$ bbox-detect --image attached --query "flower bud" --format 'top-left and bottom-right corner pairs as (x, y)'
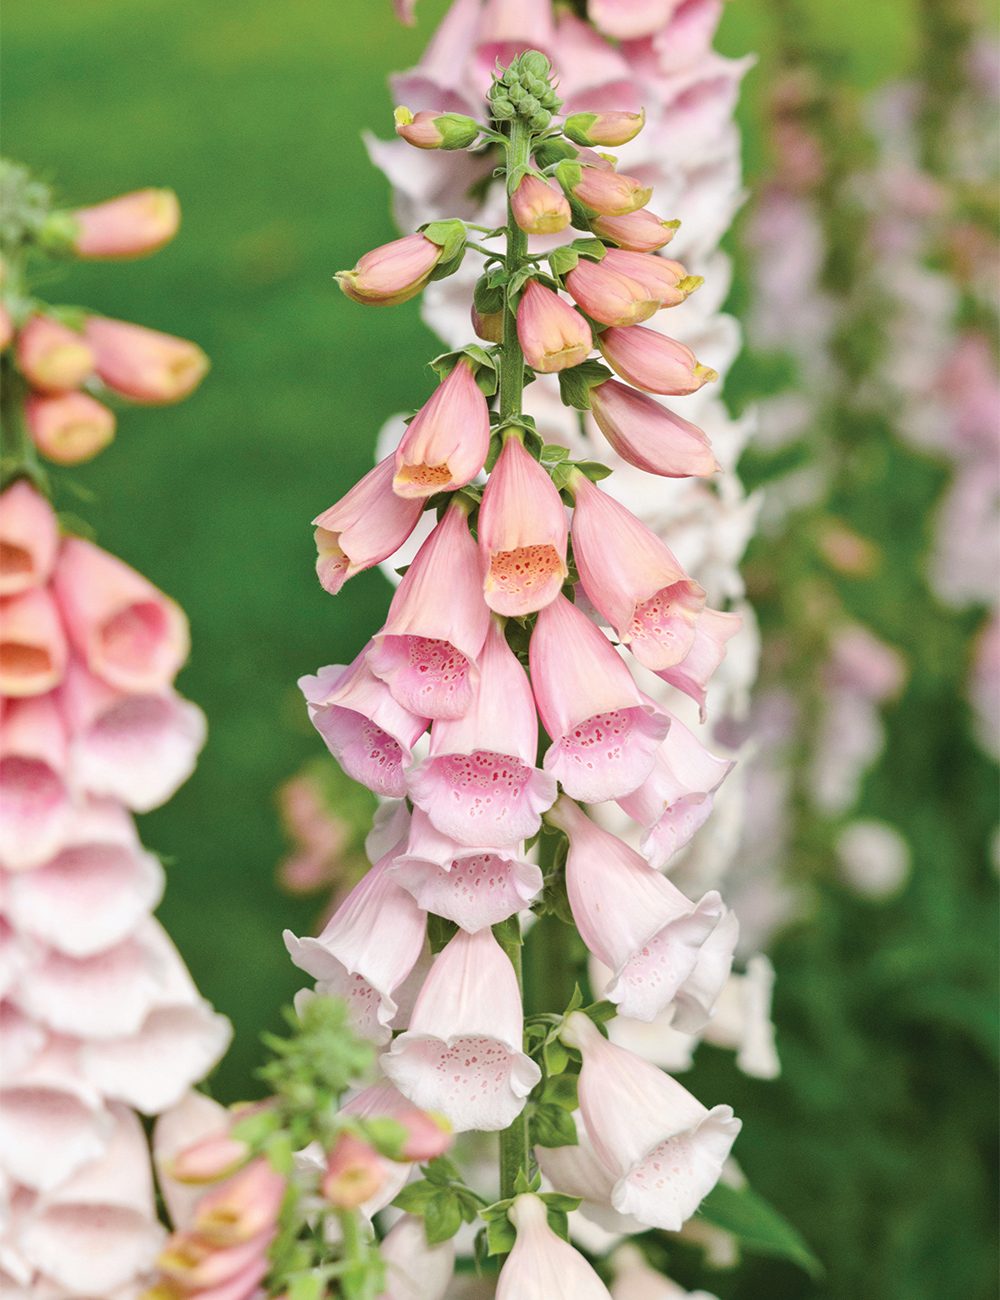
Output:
(169, 1132), (251, 1183)
(394, 106), (480, 150)
(0, 302), (13, 350)
(395, 1106), (454, 1162)
(16, 314), (94, 393)
(556, 161), (651, 217)
(471, 303), (504, 343)
(564, 258), (659, 327)
(321, 1132), (385, 1207)
(597, 325), (717, 395)
(591, 209), (680, 252)
(336, 234), (443, 306)
(563, 109), (646, 148)
(601, 248), (699, 308)
(516, 280), (592, 373)
(193, 1158), (286, 1247)
(510, 174), (571, 235)
(71, 188), (181, 259)
(25, 390), (116, 465)
(85, 317), (208, 404)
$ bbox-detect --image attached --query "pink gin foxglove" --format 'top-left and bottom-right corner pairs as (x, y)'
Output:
(669, 907), (740, 1037)
(557, 161), (652, 217)
(0, 585), (68, 696)
(16, 314), (94, 393)
(24, 390), (116, 465)
(563, 109), (646, 148)
(510, 174), (571, 235)
(70, 188), (181, 259)
(496, 1193), (612, 1300)
(516, 280), (593, 374)
(0, 694), (73, 871)
(84, 317), (208, 404)
(393, 358), (491, 498)
(588, 379), (717, 479)
(336, 233), (443, 306)
(564, 258), (660, 328)
(313, 455), (424, 594)
(590, 209), (679, 253)
(655, 606), (743, 720)
(0, 480), (60, 596)
(598, 325), (717, 396)
(601, 249), (699, 308)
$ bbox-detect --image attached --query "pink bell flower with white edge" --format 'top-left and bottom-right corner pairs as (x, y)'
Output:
(569, 471), (706, 671)
(535, 1113), (646, 1237)
(393, 359), (491, 498)
(598, 325), (717, 396)
(588, 379), (717, 479)
(529, 594), (670, 803)
(516, 280), (593, 374)
(406, 616), (557, 847)
(380, 926), (541, 1132)
(656, 607), (743, 722)
(0, 584), (68, 696)
(547, 796), (723, 1023)
(368, 497), (491, 720)
(564, 258), (661, 328)
(84, 316), (208, 405)
(668, 908), (740, 1036)
(617, 715), (734, 871)
(496, 1193), (612, 1300)
(590, 209), (680, 253)
(70, 188), (181, 259)
(0, 480), (60, 596)
(284, 848), (427, 1045)
(560, 1011), (741, 1231)
(300, 649), (429, 798)
(478, 432), (568, 616)
(563, 109), (646, 149)
(313, 455), (424, 594)
(389, 805), (543, 931)
(0, 693), (73, 871)
(601, 249), (699, 309)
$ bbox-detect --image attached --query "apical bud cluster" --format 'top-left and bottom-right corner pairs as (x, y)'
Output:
(488, 50), (564, 131)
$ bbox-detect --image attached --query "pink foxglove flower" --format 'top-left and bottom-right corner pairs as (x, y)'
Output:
(588, 0), (678, 41)
(564, 109), (646, 148)
(559, 163), (653, 217)
(588, 379), (717, 478)
(390, 805), (543, 931)
(339, 1081), (426, 1219)
(284, 849), (427, 1044)
(529, 593), (670, 802)
(560, 1011), (741, 1231)
(393, 358), (491, 497)
(24, 389), (116, 464)
(155, 1227), (275, 1291)
(0, 480), (60, 596)
(516, 279), (593, 373)
(379, 1213), (456, 1300)
(368, 498), (490, 720)
(343, 1078), (453, 1162)
(564, 258), (660, 328)
(617, 715), (734, 870)
(511, 173), (571, 234)
(609, 1243), (702, 1299)
(590, 209), (679, 252)
(300, 650), (429, 797)
(496, 1193), (612, 1300)
(407, 617), (557, 845)
(478, 433), (568, 615)
(535, 1115), (645, 1237)
(601, 248), (697, 308)
(598, 325), (717, 395)
(393, 108), (479, 151)
(71, 188), (181, 259)
(313, 454), (424, 593)
(547, 796), (723, 1022)
(474, 0), (556, 80)
(321, 1132), (386, 1208)
(656, 607), (743, 720)
(0, 693), (73, 871)
(668, 906), (740, 1035)
(84, 316), (209, 404)
(570, 471), (706, 671)
(192, 1157), (287, 1247)
(0, 585), (68, 696)
(381, 926), (541, 1132)
(15, 314), (94, 393)
(700, 954), (781, 1079)
(336, 234), (443, 306)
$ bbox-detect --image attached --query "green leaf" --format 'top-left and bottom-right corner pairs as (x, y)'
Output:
(572, 460), (613, 482)
(486, 1213), (516, 1256)
(548, 245), (579, 278)
(541, 1072), (579, 1110)
(697, 1182), (824, 1279)
(420, 218), (467, 263)
(393, 1180), (439, 1213)
(569, 238), (607, 262)
(287, 1274), (324, 1300)
(424, 1191), (463, 1244)
(545, 1209), (571, 1242)
(492, 914), (523, 949)
(427, 913), (459, 954)
(362, 1116), (409, 1160)
(473, 274), (505, 316)
(581, 999), (617, 1026)
(429, 343), (498, 396)
(530, 1102), (579, 1148)
(541, 1192), (583, 1213)
(540, 444), (570, 463)
(557, 359), (613, 410)
(264, 1129), (294, 1175)
(424, 1154), (462, 1185)
(542, 1038), (569, 1076)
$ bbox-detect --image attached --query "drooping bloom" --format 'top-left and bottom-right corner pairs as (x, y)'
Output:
(609, 1243), (702, 1299)
(598, 325), (717, 396)
(699, 954), (781, 1079)
(379, 1214), (456, 1300)
(84, 317), (209, 404)
(15, 314), (94, 392)
(496, 1193), (612, 1300)
(601, 248), (698, 308)
(393, 358), (491, 497)
(563, 109), (646, 148)
(560, 1011), (741, 1231)
(511, 173), (572, 235)
(547, 796), (723, 1022)
(24, 389), (116, 464)
(0, 480), (60, 596)
(667, 906), (740, 1035)
(557, 162), (652, 217)
(564, 258), (660, 328)
(590, 209), (680, 252)
(368, 498), (491, 720)
(529, 594), (670, 802)
(336, 234), (443, 306)
(535, 1113), (646, 1237)
(71, 188), (181, 259)
(654, 606), (742, 721)
(478, 433), (568, 615)
(381, 926), (541, 1132)
(342, 1078), (453, 1163)
(0, 687), (72, 872)
(191, 1157), (287, 1247)
(0, 585), (68, 696)
(407, 617), (557, 846)
(588, 379), (717, 478)
(313, 455), (424, 593)
(516, 279), (593, 373)
(569, 471), (706, 670)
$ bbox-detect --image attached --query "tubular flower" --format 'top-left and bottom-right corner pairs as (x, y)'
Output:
(569, 471), (706, 671)
(654, 606), (742, 723)
(84, 317), (209, 404)
(597, 325), (717, 395)
(16, 314), (94, 393)
(321, 1132), (385, 1208)
(601, 248), (700, 308)
(406, 617), (557, 847)
(191, 1157), (287, 1248)
(342, 1078), (454, 1162)
(560, 1011), (741, 1231)
(478, 433), (568, 615)
(0, 693), (73, 870)
(71, 188), (181, 259)
(336, 233), (443, 306)
(529, 593), (670, 803)
(0, 585), (68, 696)
(496, 1193), (613, 1300)
(393, 358), (491, 497)
(590, 209), (680, 252)
(557, 161), (652, 217)
(379, 1214), (456, 1300)
(563, 109), (646, 148)
(381, 926), (541, 1132)
(0, 480), (60, 596)
(368, 498), (491, 720)
(547, 796), (723, 1022)
(516, 279), (593, 373)
(564, 258), (660, 327)
(588, 0), (678, 41)
(668, 907), (740, 1036)
(588, 379), (717, 479)
(510, 173), (572, 235)
(25, 389), (116, 465)
(313, 455), (424, 593)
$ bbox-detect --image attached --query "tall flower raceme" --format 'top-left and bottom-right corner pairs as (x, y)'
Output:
(0, 163), (227, 1295)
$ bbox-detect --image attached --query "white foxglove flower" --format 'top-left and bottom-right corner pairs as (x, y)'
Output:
(496, 1192), (612, 1300)
(610, 1242), (720, 1299)
(379, 1213), (455, 1300)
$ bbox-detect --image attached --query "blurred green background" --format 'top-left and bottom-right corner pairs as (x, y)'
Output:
(3, 2), (996, 1298)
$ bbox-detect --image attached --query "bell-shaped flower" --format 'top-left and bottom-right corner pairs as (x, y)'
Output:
(300, 651), (429, 797)
(609, 1243), (710, 1299)
(0, 585), (68, 696)
(284, 849), (427, 1045)
(478, 434), (568, 615)
(368, 499), (490, 720)
(153, 1091), (233, 1231)
(15, 314), (94, 393)
(617, 717), (734, 871)
(700, 955), (781, 1080)
(394, 359), (491, 498)
(192, 1156), (286, 1248)
(84, 316), (209, 404)
(336, 234), (443, 306)
(570, 474), (706, 671)
(598, 326), (717, 396)
(529, 594), (670, 803)
(588, 380), (716, 479)
(381, 926), (540, 1132)
(602, 249), (698, 309)
(511, 174), (571, 235)
(407, 617), (557, 846)
(322, 1132), (385, 1208)
(390, 805), (542, 931)
(560, 1011), (741, 1231)
(496, 1193), (612, 1300)
(668, 909), (740, 1037)
(24, 389), (116, 464)
(71, 187), (180, 259)
(338, 1080), (426, 1219)
(547, 796), (723, 1022)
(590, 209), (679, 253)
(52, 537), (190, 693)
(588, 0), (676, 40)
(516, 280), (593, 374)
(565, 258), (660, 328)
(535, 1113), (645, 1237)
(155, 1227), (273, 1293)
(168, 1130), (250, 1184)
(0, 693), (73, 871)
(0, 480), (60, 596)
(558, 161), (652, 218)
(344, 1078), (453, 1163)
(379, 1213), (456, 1300)
(313, 455), (424, 593)
(656, 608), (743, 722)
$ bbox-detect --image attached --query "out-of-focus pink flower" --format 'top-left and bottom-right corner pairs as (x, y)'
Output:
(516, 279), (593, 373)
(591, 209), (680, 252)
(156, 1226), (275, 1290)
(0, 693), (72, 871)
(24, 389), (116, 464)
(313, 455), (424, 593)
(394, 358), (491, 497)
(608, 1243), (694, 1299)
(85, 317), (208, 404)
(390, 0), (484, 115)
(192, 1157), (286, 1248)
(656, 606), (742, 720)
(474, 0), (556, 83)
(564, 109), (646, 148)
(0, 585), (68, 696)
(343, 1078), (454, 1162)
(826, 624), (907, 702)
(168, 1130), (250, 1184)
(511, 174), (572, 235)
(379, 1214), (456, 1300)
(53, 537), (190, 694)
(0, 480), (60, 596)
(602, 248), (697, 308)
(71, 188), (181, 259)
(368, 498), (491, 720)
(322, 1132), (385, 1207)
(16, 314), (94, 392)
(700, 954), (781, 1079)
(381, 926), (541, 1132)
(497, 1193), (613, 1300)
(565, 258), (660, 327)
(276, 770), (352, 894)
(530, 593), (670, 802)
(558, 162), (652, 217)
(598, 325), (717, 395)
(589, 379), (716, 478)
(337, 234), (443, 306)
(589, 0), (679, 41)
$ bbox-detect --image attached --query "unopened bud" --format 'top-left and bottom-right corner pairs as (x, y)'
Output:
(70, 188), (180, 259)
(25, 390), (116, 465)
(85, 317), (209, 404)
(591, 209), (680, 253)
(193, 1158), (286, 1248)
(394, 107), (480, 151)
(321, 1132), (384, 1208)
(169, 1132), (251, 1184)
(336, 234), (443, 306)
(395, 1106), (453, 1162)
(16, 315), (94, 393)
(510, 174), (571, 235)
(516, 279), (593, 373)
(563, 108), (646, 148)
(471, 303), (504, 343)
(556, 160), (651, 217)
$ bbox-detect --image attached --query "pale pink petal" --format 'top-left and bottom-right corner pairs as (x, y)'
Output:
(552, 11), (640, 114)
(0, 587), (68, 697)
(153, 1091), (232, 1231)
(497, 1193), (612, 1300)
(390, 0), (485, 116)
(589, 0), (678, 41)
(379, 1214), (456, 1300)
(393, 360), (490, 498)
(0, 1001), (46, 1081)
(0, 696), (73, 872)
(313, 455), (424, 593)
(0, 481), (60, 597)
(656, 607), (742, 720)
(668, 907), (739, 1035)
(536, 1115), (646, 1237)
(473, 0), (556, 88)
(0, 918), (37, 1000)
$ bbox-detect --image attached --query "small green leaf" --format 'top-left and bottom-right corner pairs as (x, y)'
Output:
(569, 238), (607, 262)
(424, 1191), (463, 1244)
(486, 1213), (516, 1256)
(582, 999), (617, 1026)
(530, 1102), (579, 1148)
(427, 913), (459, 954)
(573, 460), (613, 483)
(425, 1154), (463, 1185)
(548, 245), (580, 278)
(556, 359), (613, 410)
(420, 218), (467, 264)
(564, 984), (584, 1016)
(363, 1116), (409, 1160)
(540, 444), (570, 463)
(541, 1192), (583, 1213)
(545, 1209), (571, 1242)
(492, 914), (523, 949)
(513, 1168), (534, 1196)
(287, 1273), (324, 1300)
(393, 1180), (439, 1213)
(541, 1072), (579, 1110)
(474, 274), (505, 316)
(264, 1129), (294, 1175)
(542, 1038), (570, 1076)
(698, 1182), (824, 1279)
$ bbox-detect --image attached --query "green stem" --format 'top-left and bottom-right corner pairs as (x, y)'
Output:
(0, 357), (48, 494)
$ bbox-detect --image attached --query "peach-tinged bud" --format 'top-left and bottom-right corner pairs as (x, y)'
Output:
(0, 585), (68, 696)
(589, 379), (717, 478)
(471, 303), (504, 343)
(157, 1227), (273, 1289)
(0, 480), (60, 596)
(321, 1132), (385, 1207)
(71, 188), (180, 259)
(557, 161), (651, 217)
(511, 174), (571, 235)
(84, 317), (208, 405)
(590, 209), (680, 253)
(25, 390), (116, 466)
(516, 280), (592, 373)
(598, 325), (717, 395)
(564, 259), (659, 327)
(0, 302), (13, 350)
(337, 234), (443, 306)
(394, 106), (480, 151)
(563, 109), (645, 148)
(601, 249), (698, 308)
(16, 314), (94, 393)
(393, 358), (491, 498)
(169, 1132), (250, 1183)
(193, 1157), (286, 1247)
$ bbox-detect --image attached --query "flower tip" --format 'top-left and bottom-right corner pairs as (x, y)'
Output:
(694, 363), (719, 385)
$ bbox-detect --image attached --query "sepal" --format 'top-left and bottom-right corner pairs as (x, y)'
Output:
(557, 359), (614, 410)
(428, 342), (498, 395)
